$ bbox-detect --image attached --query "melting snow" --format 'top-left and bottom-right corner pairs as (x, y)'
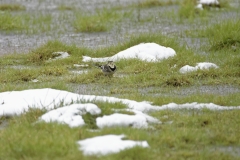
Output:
(1, 88), (239, 156)
(82, 43), (176, 62)
(198, 0), (219, 5)
(39, 103), (101, 127)
(1, 88), (239, 117)
(0, 88), (158, 116)
(1, 88), (239, 128)
(77, 134), (149, 156)
(96, 113), (149, 128)
(196, 0), (220, 9)
(179, 62), (218, 73)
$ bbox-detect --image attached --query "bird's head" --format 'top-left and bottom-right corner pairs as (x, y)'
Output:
(107, 61), (116, 68)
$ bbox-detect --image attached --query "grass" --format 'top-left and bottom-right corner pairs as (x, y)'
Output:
(178, 0), (207, 20)
(0, 4), (25, 11)
(136, 0), (177, 8)
(0, 12), (25, 31)
(198, 20), (240, 51)
(0, 30), (239, 88)
(0, 12), (52, 33)
(73, 9), (131, 32)
(1, 108), (240, 159)
(0, 1), (240, 159)
(57, 4), (75, 10)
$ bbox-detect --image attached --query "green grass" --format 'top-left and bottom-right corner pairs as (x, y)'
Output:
(0, 4), (25, 11)
(0, 12), (25, 31)
(136, 0), (177, 8)
(73, 9), (131, 32)
(178, 0), (231, 21)
(0, 31), (239, 88)
(0, 12), (52, 33)
(57, 4), (75, 10)
(178, 0), (207, 20)
(198, 20), (240, 51)
(0, 1), (240, 159)
(1, 107), (240, 159)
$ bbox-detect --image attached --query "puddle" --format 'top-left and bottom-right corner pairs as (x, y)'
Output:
(139, 85), (240, 97)
(71, 83), (240, 97)
(211, 146), (240, 158)
(70, 70), (89, 75)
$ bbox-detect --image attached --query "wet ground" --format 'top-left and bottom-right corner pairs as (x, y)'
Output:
(0, 0), (239, 55)
(73, 83), (240, 97)
(0, 0), (240, 93)
(0, 1), (240, 157)
(0, 0), (240, 95)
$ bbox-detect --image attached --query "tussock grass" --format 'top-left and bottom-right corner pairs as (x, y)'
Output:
(178, 0), (207, 19)
(0, 68), (38, 83)
(0, 12), (25, 31)
(199, 20), (240, 51)
(136, 0), (177, 8)
(1, 31), (238, 88)
(57, 5), (75, 10)
(0, 12), (52, 33)
(0, 4), (25, 11)
(73, 9), (131, 32)
(26, 40), (83, 64)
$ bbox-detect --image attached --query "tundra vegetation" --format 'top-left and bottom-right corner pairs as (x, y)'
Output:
(0, 0), (239, 159)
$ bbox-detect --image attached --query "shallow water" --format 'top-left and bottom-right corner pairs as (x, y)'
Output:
(73, 83), (240, 97)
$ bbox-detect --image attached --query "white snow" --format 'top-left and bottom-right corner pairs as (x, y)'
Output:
(1, 88), (239, 117)
(77, 134), (149, 156)
(39, 103), (101, 127)
(196, 3), (203, 10)
(0, 88), (159, 116)
(1, 88), (239, 129)
(1, 88), (240, 156)
(96, 109), (161, 129)
(82, 43), (176, 62)
(156, 102), (240, 111)
(198, 0), (219, 5)
(179, 62), (219, 73)
(96, 113), (149, 128)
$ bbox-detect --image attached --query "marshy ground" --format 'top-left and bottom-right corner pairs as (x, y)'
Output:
(0, 0), (240, 159)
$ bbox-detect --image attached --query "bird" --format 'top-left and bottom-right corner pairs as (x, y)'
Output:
(98, 61), (117, 76)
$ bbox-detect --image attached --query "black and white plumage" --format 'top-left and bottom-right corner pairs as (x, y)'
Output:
(98, 61), (117, 76)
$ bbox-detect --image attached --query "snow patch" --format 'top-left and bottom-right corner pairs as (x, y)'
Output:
(82, 43), (176, 62)
(39, 103), (101, 127)
(198, 0), (219, 5)
(157, 102), (240, 111)
(97, 108), (161, 129)
(1, 88), (239, 118)
(77, 134), (149, 156)
(96, 113), (149, 128)
(180, 62), (218, 73)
